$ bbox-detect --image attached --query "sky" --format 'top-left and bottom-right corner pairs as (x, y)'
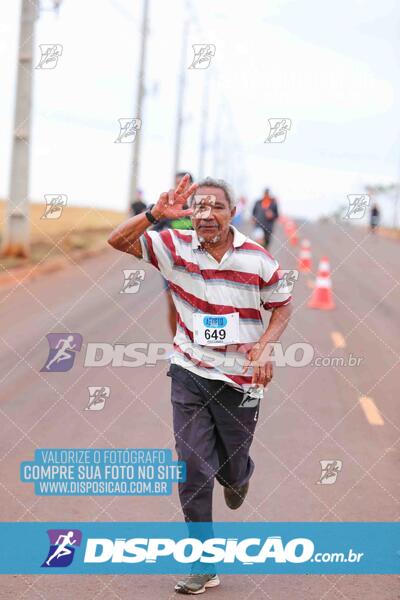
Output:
(0, 0), (399, 224)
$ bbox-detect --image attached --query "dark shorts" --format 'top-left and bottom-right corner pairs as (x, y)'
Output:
(167, 363), (259, 522)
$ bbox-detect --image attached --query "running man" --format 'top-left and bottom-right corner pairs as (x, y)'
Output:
(45, 531), (77, 566)
(45, 335), (76, 371)
(108, 175), (292, 594)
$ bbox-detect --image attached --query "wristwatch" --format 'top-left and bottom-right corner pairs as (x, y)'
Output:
(145, 204), (159, 224)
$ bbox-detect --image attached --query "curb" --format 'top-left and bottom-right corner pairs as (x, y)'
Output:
(0, 244), (109, 289)
(378, 228), (400, 241)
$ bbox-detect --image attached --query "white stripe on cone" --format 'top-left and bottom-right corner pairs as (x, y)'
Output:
(315, 277), (332, 288)
(318, 260), (330, 271)
(300, 250), (311, 258)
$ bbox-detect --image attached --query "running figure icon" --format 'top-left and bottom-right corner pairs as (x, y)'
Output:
(42, 529), (82, 568)
(45, 335), (76, 371)
(45, 531), (77, 566)
(41, 333), (83, 373)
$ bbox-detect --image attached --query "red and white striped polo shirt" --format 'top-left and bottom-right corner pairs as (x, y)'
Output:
(140, 225), (291, 392)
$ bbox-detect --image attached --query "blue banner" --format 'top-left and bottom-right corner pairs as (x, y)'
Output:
(0, 522), (398, 574)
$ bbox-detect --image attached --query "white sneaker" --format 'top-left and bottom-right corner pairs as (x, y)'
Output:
(174, 573), (220, 594)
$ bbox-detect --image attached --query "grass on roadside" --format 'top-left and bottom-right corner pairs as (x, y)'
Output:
(0, 201), (126, 270)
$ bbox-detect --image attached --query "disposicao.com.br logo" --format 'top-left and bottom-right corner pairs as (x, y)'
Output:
(84, 535), (313, 564)
(83, 536), (364, 566)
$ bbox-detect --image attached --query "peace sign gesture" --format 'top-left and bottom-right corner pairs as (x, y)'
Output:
(153, 174), (198, 220)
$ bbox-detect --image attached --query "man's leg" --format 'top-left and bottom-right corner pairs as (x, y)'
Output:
(208, 381), (260, 493)
(168, 367), (228, 591)
(168, 364), (220, 522)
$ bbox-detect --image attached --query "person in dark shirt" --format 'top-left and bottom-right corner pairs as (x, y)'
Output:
(252, 188), (279, 248)
(130, 189), (147, 216)
(370, 203), (380, 233)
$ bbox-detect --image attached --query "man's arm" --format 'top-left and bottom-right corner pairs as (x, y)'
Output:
(107, 174), (197, 258)
(243, 303), (293, 386)
(258, 303), (292, 347)
(107, 209), (160, 258)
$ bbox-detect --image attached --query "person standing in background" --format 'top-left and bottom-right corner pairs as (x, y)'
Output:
(231, 195), (247, 227)
(252, 188), (279, 248)
(130, 189), (147, 216)
(370, 202), (380, 233)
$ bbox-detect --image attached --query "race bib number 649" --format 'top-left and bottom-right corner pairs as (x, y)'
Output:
(193, 312), (239, 346)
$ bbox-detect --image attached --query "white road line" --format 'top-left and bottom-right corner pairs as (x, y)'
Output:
(331, 331), (346, 348)
(359, 396), (384, 426)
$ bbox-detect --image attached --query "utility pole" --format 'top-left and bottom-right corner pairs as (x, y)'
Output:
(198, 70), (210, 179)
(213, 101), (223, 179)
(172, 15), (189, 183)
(128, 0), (150, 212)
(393, 186), (399, 229)
(2, 0), (38, 258)
(393, 154), (400, 229)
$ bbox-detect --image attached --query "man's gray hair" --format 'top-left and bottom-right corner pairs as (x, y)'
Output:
(194, 177), (236, 208)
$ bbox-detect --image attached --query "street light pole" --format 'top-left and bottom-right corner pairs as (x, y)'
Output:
(128, 0), (150, 213)
(172, 15), (189, 183)
(198, 70), (210, 179)
(2, 0), (38, 258)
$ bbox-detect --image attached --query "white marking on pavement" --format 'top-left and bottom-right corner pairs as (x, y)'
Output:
(331, 331), (346, 348)
(359, 396), (384, 426)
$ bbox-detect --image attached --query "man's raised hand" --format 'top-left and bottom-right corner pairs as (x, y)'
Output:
(153, 174), (198, 220)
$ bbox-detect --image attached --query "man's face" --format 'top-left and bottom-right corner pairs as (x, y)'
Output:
(191, 186), (235, 244)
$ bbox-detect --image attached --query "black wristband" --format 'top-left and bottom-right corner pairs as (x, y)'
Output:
(145, 204), (159, 224)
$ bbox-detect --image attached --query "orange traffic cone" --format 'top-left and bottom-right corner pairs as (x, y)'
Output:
(289, 225), (298, 246)
(284, 220), (292, 235)
(285, 220), (298, 246)
(308, 256), (335, 310)
(298, 239), (312, 272)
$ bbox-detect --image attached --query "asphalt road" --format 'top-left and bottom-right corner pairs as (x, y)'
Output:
(0, 220), (399, 599)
